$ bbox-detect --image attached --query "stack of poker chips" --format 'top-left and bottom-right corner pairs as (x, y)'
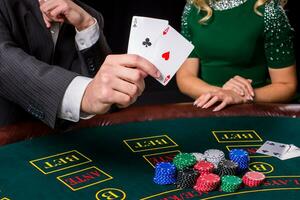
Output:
(175, 168), (199, 188)
(194, 160), (215, 175)
(192, 153), (206, 162)
(221, 175), (242, 192)
(173, 153), (197, 170)
(194, 173), (221, 192)
(153, 162), (177, 185)
(229, 149), (249, 173)
(216, 159), (238, 177)
(204, 149), (225, 168)
(242, 171), (265, 187)
(153, 149), (266, 194)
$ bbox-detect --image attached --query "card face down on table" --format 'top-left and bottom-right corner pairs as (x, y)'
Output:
(257, 140), (300, 160)
(128, 16), (194, 86)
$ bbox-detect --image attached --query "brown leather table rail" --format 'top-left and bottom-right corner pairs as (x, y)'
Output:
(1, 103), (300, 146)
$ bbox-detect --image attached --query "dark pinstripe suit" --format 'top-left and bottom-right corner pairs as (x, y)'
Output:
(0, 0), (111, 128)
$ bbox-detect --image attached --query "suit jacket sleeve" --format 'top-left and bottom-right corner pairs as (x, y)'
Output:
(76, 0), (112, 77)
(0, 0), (111, 128)
(0, 4), (78, 128)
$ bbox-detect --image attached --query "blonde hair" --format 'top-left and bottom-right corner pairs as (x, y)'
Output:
(191, 0), (288, 24)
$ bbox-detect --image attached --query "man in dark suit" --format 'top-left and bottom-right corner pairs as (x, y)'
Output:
(0, 0), (161, 128)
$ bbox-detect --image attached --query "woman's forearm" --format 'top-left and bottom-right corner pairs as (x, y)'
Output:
(177, 75), (220, 99)
(254, 83), (297, 103)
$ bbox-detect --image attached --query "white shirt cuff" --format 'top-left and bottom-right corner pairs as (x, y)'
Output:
(58, 76), (93, 122)
(75, 18), (100, 51)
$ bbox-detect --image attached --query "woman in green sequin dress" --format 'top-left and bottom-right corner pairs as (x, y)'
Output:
(176, 0), (297, 111)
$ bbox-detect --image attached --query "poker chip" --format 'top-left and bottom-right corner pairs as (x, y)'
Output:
(229, 149), (249, 173)
(229, 149), (249, 163)
(176, 168), (199, 188)
(194, 173), (220, 192)
(216, 159), (238, 177)
(194, 160), (214, 175)
(242, 171), (265, 187)
(153, 149), (262, 193)
(192, 153), (206, 162)
(153, 162), (177, 185)
(173, 153), (197, 170)
(204, 149), (225, 168)
(221, 175), (242, 192)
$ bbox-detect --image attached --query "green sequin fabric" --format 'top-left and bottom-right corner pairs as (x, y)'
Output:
(180, 0), (295, 87)
(264, 0), (295, 67)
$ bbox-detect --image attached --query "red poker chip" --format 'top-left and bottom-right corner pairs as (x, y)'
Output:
(243, 177), (260, 187)
(194, 184), (218, 191)
(245, 171), (265, 180)
(194, 184), (217, 192)
(194, 173), (220, 192)
(194, 161), (215, 175)
(201, 174), (220, 182)
(242, 171), (265, 187)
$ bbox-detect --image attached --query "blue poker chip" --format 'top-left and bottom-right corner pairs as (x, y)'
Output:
(153, 162), (177, 185)
(155, 162), (176, 173)
(153, 177), (176, 185)
(229, 150), (249, 162)
(229, 149), (249, 160)
(156, 162), (176, 169)
(229, 149), (250, 172)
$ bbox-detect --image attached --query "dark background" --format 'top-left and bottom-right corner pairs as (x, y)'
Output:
(83, 0), (298, 105)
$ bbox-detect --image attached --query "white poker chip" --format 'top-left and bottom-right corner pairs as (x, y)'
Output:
(204, 149), (225, 167)
(192, 153), (206, 161)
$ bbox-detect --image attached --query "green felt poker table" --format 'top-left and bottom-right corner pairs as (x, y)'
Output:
(0, 103), (300, 200)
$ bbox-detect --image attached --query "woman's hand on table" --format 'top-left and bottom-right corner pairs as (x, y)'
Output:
(222, 75), (255, 101)
(193, 89), (252, 111)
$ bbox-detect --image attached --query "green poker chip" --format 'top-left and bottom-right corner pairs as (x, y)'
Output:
(222, 175), (242, 184)
(173, 153), (197, 170)
(221, 175), (242, 192)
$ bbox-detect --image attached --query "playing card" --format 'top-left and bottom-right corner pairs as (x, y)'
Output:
(256, 141), (295, 160)
(147, 26), (194, 86)
(280, 144), (300, 160)
(127, 16), (169, 61)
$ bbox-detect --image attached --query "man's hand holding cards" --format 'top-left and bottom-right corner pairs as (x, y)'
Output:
(127, 16), (194, 86)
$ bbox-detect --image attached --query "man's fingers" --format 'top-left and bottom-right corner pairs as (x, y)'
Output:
(40, 1), (61, 14)
(38, 0), (47, 6)
(38, 0), (44, 6)
(111, 77), (143, 98)
(138, 69), (147, 78)
(42, 13), (52, 28)
(109, 91), (132, 107)
(114, 66), (147, 83)
(49, 6), (66, 21)
(106, 55), (161, 79)
(113, 66), (146, 96)
(135, 79), (146, 96)
(116, 96), (138, 109)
